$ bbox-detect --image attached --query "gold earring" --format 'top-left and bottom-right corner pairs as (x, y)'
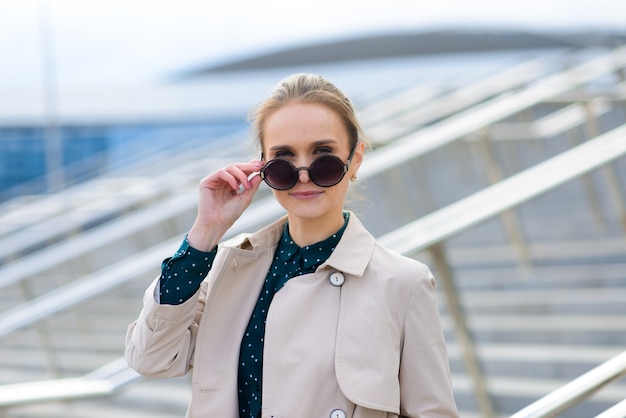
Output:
(350, 174), (357, 182)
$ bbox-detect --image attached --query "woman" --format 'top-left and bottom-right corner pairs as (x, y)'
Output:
(126, 73), (459, 418)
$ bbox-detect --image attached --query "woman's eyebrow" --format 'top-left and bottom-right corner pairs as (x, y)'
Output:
(267, 144), (293, 153)
(310, 139), (339, 147)
(268, 139), (338, 153)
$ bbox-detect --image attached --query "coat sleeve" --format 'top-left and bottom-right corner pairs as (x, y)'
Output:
(125, 277), (206, 378)
(399, 264), (460, 417)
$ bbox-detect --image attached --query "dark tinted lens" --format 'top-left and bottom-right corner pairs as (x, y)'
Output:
(309, 155), (345, 187)
(263, 159), (298, 190)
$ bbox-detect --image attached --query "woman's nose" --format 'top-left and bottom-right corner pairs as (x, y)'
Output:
(296, 167), (311, 184)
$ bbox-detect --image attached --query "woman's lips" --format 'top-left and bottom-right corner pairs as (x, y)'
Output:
(290, 190), (323, 200)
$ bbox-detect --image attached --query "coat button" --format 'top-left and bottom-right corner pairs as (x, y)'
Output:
(329, 272), (345, 287)
(330, 409), (346, 418)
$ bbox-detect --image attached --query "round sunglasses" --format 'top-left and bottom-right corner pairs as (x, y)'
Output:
(260, 146), (356, 190)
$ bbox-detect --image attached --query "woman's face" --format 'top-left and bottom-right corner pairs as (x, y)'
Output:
(262, 103), (363, 224)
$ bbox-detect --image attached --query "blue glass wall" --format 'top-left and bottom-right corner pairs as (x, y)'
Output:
(0, 119), (246, 201)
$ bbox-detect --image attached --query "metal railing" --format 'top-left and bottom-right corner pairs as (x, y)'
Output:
(376, 124), (626, 253)
(0, 128), (254, 256)
(596, 399), (626, 418)
(359, 46), (626, 179)
(361, 56), (552, 143)
(0, 358), (138, 408)
(509, 350), (626, 418)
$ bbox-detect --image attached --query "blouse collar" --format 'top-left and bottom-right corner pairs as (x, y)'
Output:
(276, 212), (350, 270)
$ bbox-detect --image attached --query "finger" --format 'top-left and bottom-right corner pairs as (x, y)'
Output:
(237, 172), (263, 200)
(203, 160), (264, 192)
(246, 160), (264, 185)
(209, 169), (240, 192)
(224, 165), (253, 190)
(232, 160), (263, 172)
(249, 159), (265, 169)
(229, 161), (263, 190)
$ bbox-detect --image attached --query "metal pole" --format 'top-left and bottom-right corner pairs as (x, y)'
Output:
(476, 129), (532, 268)
(429, 243), (495, 418)
(17, 280), (61, 378)
(564, 115), (607, 231)
(582, 101), (626, 235)
(38, 0), (64, 193)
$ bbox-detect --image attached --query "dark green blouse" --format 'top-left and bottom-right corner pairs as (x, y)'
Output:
(158, 213), (349, 418)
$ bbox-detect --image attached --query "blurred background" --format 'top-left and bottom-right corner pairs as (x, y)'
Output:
(1, 0), (624, 197)
(1, 1), (626, 417)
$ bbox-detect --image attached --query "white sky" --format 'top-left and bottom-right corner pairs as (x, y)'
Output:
(0, 0), (624, 91)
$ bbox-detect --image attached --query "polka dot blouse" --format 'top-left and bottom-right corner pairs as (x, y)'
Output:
(158, 213), (349, 418)
(158, 237), (217, 305)
(238, 214), (348, 418)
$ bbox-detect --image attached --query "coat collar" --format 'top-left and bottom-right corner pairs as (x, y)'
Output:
(320, 213), (375, 277)
(223, 211), (376, 278)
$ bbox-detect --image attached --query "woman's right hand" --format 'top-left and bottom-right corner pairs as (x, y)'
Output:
(187, 160), (264, 251)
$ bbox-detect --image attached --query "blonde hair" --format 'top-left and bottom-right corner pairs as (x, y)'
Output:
(248, 73), (368, 154)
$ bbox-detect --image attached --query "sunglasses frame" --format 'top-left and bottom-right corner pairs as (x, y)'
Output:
(260, 144), (357, 191)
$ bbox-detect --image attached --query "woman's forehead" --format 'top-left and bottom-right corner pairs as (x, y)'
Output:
(263, 104), (348, 146)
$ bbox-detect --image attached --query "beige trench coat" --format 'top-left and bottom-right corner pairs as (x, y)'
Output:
(126, 213), (459, 418)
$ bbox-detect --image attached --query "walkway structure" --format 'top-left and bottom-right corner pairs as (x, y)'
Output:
(0, 45), (625, 417)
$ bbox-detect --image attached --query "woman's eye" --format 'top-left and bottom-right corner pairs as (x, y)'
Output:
(274, 150), (293, 158)
(314, 147), (333, 154)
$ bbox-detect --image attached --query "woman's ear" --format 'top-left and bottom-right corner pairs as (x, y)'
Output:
(351, 141), (365, 174)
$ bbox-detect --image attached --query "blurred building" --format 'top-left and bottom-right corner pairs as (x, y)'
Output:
(2, 29), (623, 201)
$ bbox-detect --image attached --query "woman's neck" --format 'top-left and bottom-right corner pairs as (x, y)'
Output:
(287, 211), (346, 247)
